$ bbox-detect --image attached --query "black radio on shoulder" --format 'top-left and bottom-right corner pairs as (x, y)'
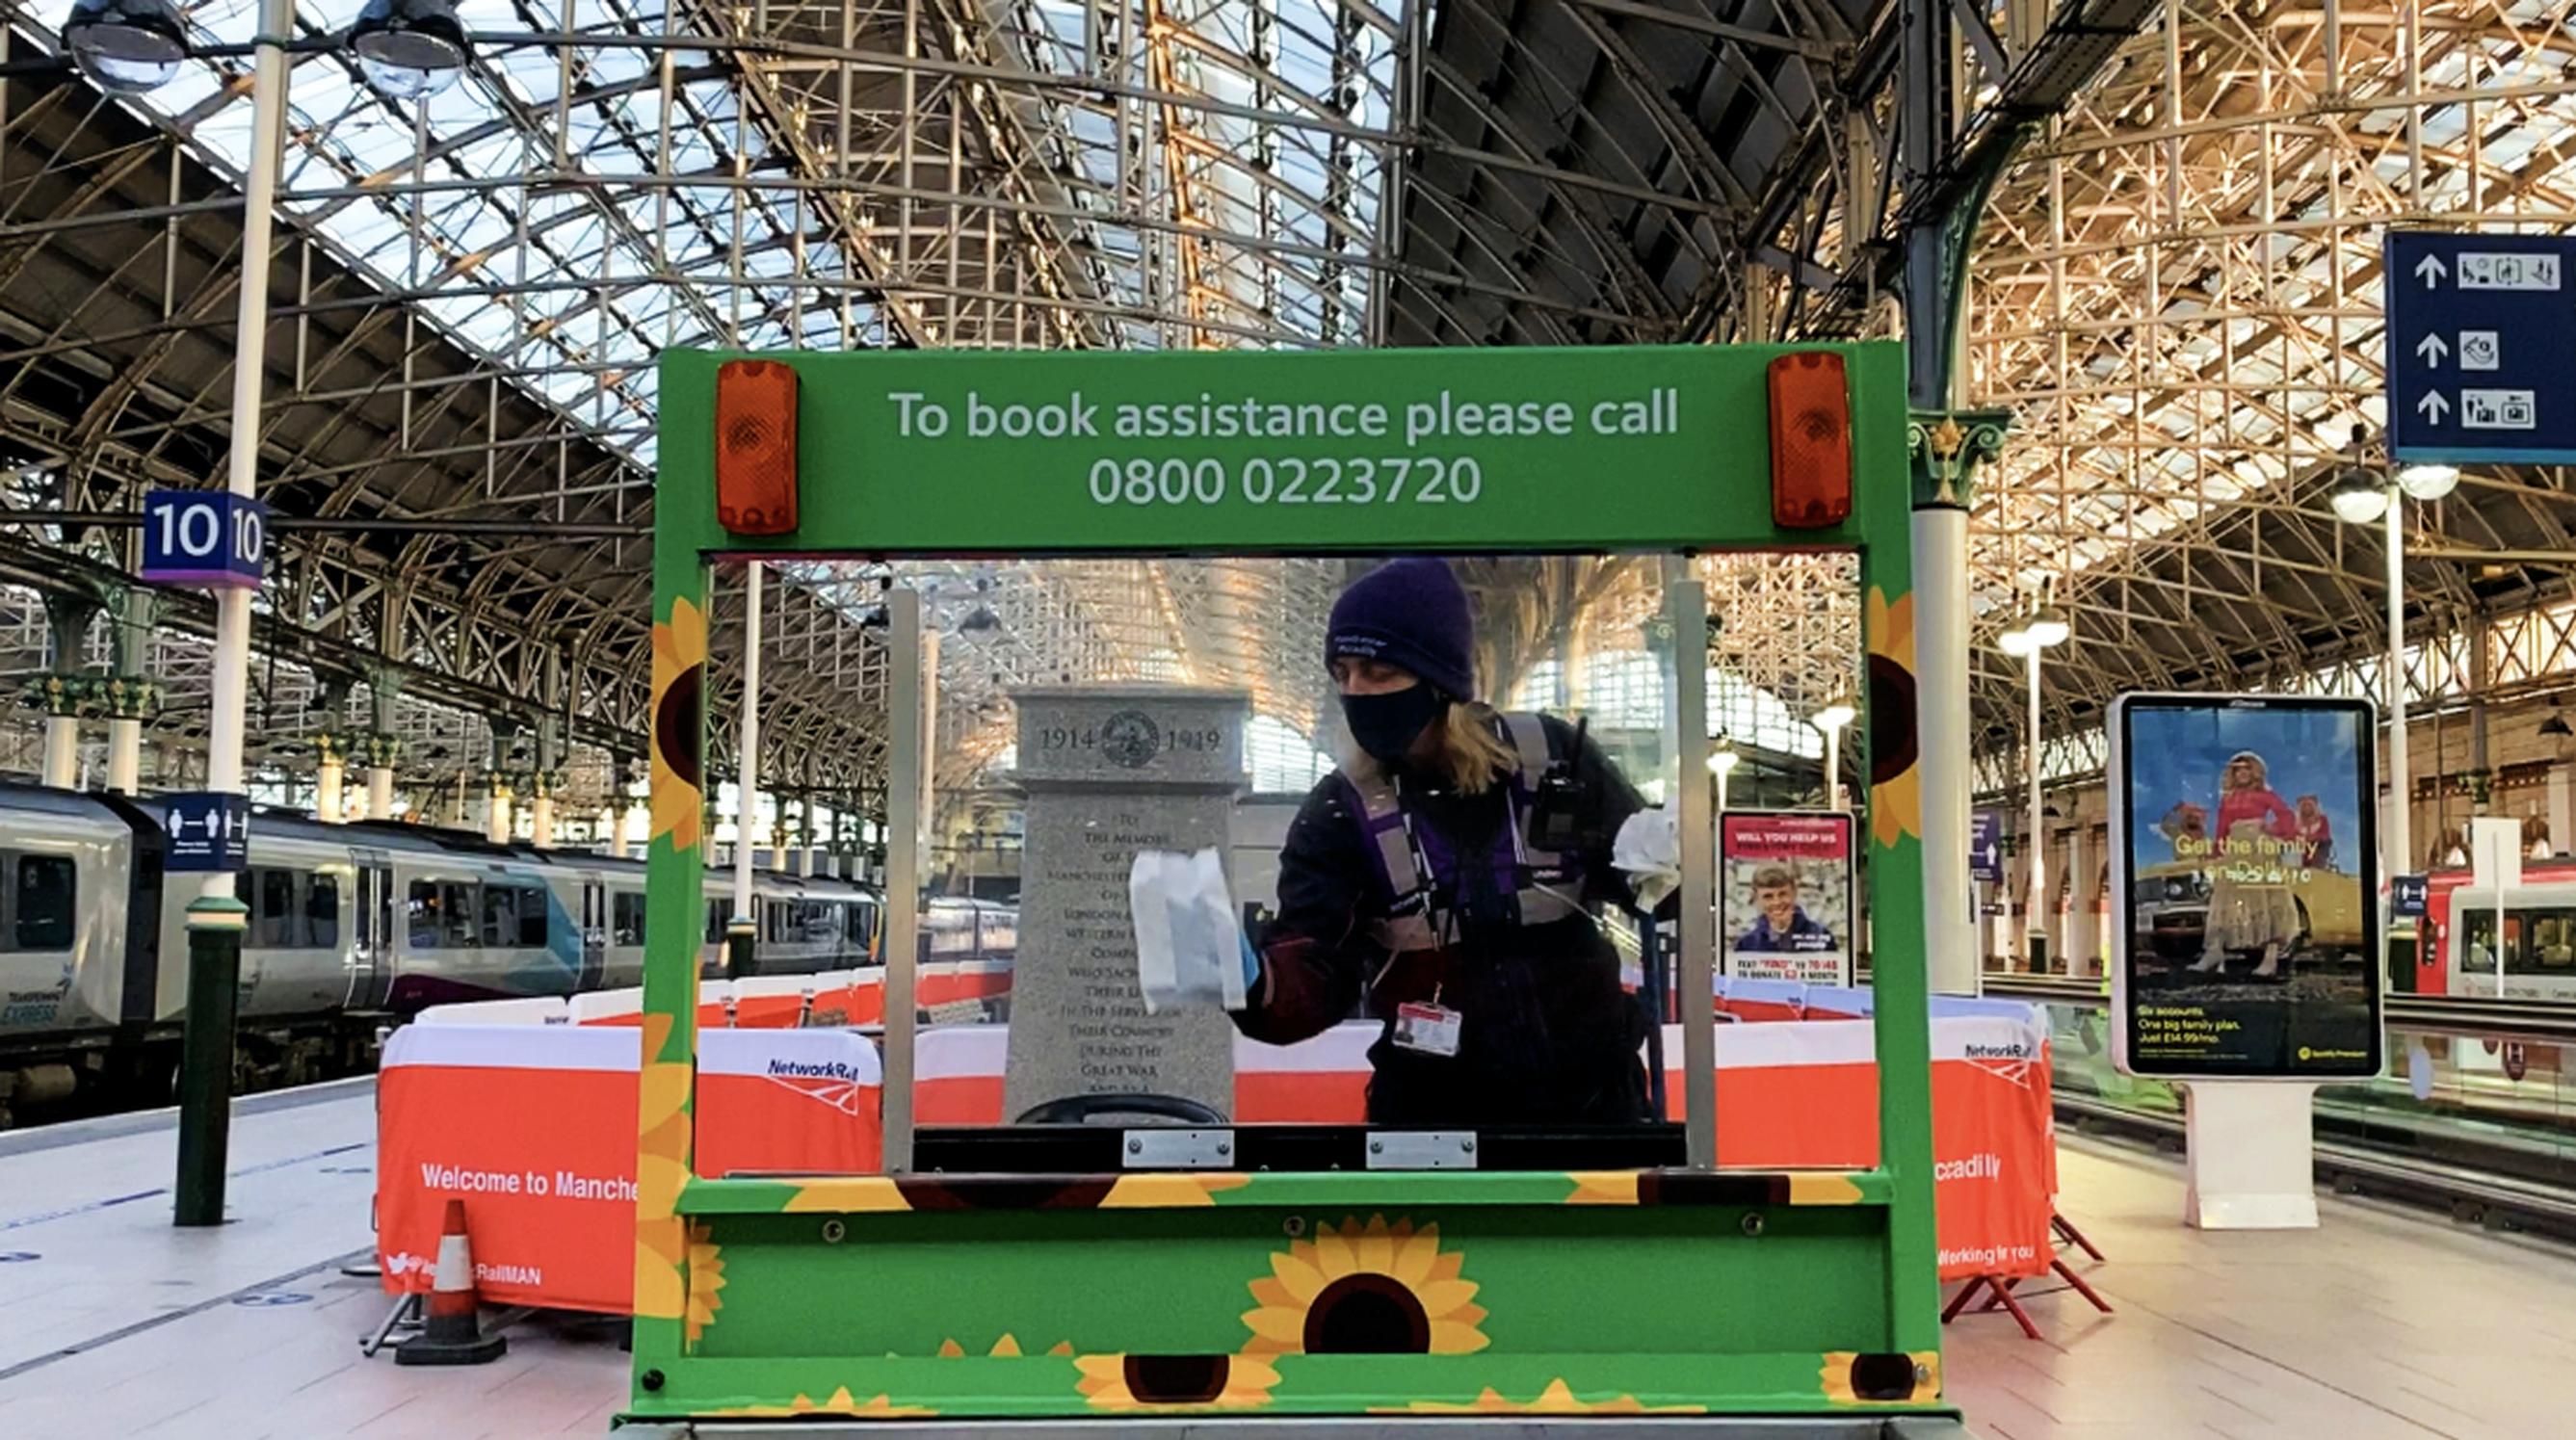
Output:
(1525, 715), (1591, 852)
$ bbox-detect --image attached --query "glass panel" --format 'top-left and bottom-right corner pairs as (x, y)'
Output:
(516, 886), (551, 948)
(480, 883), (518, 948)
(13, 855), (72, 951)
(254, 870), (297, 948)
(307, 875), (341, 950)
(615, 891), (646, 946)
(407, 880), (441, 950)
(443, 883), (480, 948)
(925, 553), (1681, 1139)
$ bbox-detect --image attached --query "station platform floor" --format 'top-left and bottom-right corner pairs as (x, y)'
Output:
(0, 1086), (2568, 1440)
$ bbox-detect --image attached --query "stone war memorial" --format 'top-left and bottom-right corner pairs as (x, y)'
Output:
(1001, 685), (1250, 1120)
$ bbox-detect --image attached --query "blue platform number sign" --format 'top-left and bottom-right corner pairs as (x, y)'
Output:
(2383, 231), (2576, 465)
(1969, 810), (2004, 883)
(165, 792), (249, 873)
(2391, 874), (2430, 919)
(141, 490), (267, 590)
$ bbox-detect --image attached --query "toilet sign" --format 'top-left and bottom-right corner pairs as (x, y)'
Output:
(141, 490), (267, 590)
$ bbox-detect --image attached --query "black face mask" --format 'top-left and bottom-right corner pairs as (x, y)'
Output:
(1342, 684), (1448, 765)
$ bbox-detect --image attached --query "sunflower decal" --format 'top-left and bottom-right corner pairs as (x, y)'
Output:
(683, 1221), (724, 1347)
(1863, 587), (1921, 851)
(633, 1011), (694, 1326)
(937, 1335), (1073, 1358)
(648, 595), (707, 852)
(713, 1386), (935, 1419)
(1075, 1353), (1280, 1411)
(1243, 1216), (1487, 1355)
(1380, 1378), (1704, 1414)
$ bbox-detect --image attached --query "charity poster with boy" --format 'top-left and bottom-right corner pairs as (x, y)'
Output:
(1720, 811), (1854, 985)
(2113, 694), (2381, 1078)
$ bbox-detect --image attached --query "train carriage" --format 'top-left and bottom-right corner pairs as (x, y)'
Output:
(0, 782), (1011, 1124)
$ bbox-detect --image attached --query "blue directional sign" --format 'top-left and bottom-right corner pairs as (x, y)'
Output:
(164, 792), (250, 873)
(141, 490), (267, 590)
(1969, 810), (2004, 883)
(2385, 231), (2576, 464)
(2392, 873), (2430, 920)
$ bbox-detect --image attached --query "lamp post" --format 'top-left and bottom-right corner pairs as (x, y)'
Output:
(1705, 735), (1741, 814)
(1997, 605), (2069, 971)
(1812, 694), (1857, 811)
(64, 0), (472, 1226)
(2332, 455), (2459, 881)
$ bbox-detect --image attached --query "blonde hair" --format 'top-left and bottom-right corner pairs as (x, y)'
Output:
(1343, 699), (1521, 795)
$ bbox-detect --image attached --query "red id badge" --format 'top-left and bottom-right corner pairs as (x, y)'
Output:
(1392, 1002), (1462, 1058)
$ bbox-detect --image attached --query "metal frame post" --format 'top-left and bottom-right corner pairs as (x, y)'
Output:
(2385, 492), (2411, 874)
(2024, 643), (2046, 970)
(1670, 576), (1715, 1168)
(177, 0), (293, 1227)
(879, 587), (928, 1172)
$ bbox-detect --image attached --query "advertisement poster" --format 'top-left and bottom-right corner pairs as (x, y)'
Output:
(1721, 810), (1854, 984)
(2110, 694), (2382, 1079)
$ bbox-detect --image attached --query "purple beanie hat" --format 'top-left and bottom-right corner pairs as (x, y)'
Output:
(1326, 559), (1477, 698)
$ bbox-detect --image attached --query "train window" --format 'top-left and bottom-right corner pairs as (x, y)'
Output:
(250, 869), (296, 948)
(11, 855), (72, 950)
(614, 892), (645, 946)
(407, 880), (441, 949)
(482, 883), (550, 948)
(706, 900), (725, 944)
(2524, 909), (2576, 971)
(307, 875), (341, 950)
(441, 882), (478, 947)
(514, 885), (549, 947)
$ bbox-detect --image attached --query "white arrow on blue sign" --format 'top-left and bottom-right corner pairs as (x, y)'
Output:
(2383, 231), (2576, 465)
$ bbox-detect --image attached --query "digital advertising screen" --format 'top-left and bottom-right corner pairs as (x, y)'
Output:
(1720, 810), (1854, 985)
(2109, 694), (2382, 1079)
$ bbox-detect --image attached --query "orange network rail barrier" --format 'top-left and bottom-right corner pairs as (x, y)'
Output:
(378, 995), (2053, 1316)
(376, 1024), (882, 1315)
(912, 1010), (2056, 1284)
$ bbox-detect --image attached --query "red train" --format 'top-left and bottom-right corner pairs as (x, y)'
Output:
(2408, 858), (2576, 997)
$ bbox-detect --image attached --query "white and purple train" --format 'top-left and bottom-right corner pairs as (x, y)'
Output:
(0, 783), (1013, 1123)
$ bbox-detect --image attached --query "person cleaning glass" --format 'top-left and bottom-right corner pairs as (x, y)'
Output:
(1225, 558), (1677, 1126)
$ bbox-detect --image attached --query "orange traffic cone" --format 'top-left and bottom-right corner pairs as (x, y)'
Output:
(395, 1198), (507, 1366)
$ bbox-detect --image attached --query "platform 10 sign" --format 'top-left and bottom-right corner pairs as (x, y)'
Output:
(141, 490), (267, 589)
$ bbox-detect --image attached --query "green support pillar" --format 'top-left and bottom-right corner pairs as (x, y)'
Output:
(174, 893), (250, 1227)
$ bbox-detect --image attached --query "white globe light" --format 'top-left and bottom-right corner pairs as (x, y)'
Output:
(2395, 461), (2460, 501)
(63, 0), (188, 96)
(2023, 606), (2070, 649)
(2331, 477), (2391, 525)
(351, 0), (471, 100)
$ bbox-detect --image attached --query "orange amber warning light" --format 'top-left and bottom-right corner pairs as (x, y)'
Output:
(716, 359), (800, 536)
(1767, 350), (1853, 530)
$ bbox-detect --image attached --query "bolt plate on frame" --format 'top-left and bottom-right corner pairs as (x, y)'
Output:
(1121, 1128), (1235, 1168)
(1365, 1131), (1479, 1169)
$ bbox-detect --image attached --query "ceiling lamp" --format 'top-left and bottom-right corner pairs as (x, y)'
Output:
(2330, 473), (2391, 526)
(1812, 693), (1857, 735)
(1997, 604), (2070, 657)
(62, 0), (189, 95)
(1705, 738), (1741, 776)
(2395, 461), (2460, 502)
(350, 0), (472, 100)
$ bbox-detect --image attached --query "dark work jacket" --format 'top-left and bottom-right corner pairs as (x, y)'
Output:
(1233, 713), (1655, 1127)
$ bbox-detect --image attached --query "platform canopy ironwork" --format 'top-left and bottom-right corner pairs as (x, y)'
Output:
(0, 0), (2564, 825)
